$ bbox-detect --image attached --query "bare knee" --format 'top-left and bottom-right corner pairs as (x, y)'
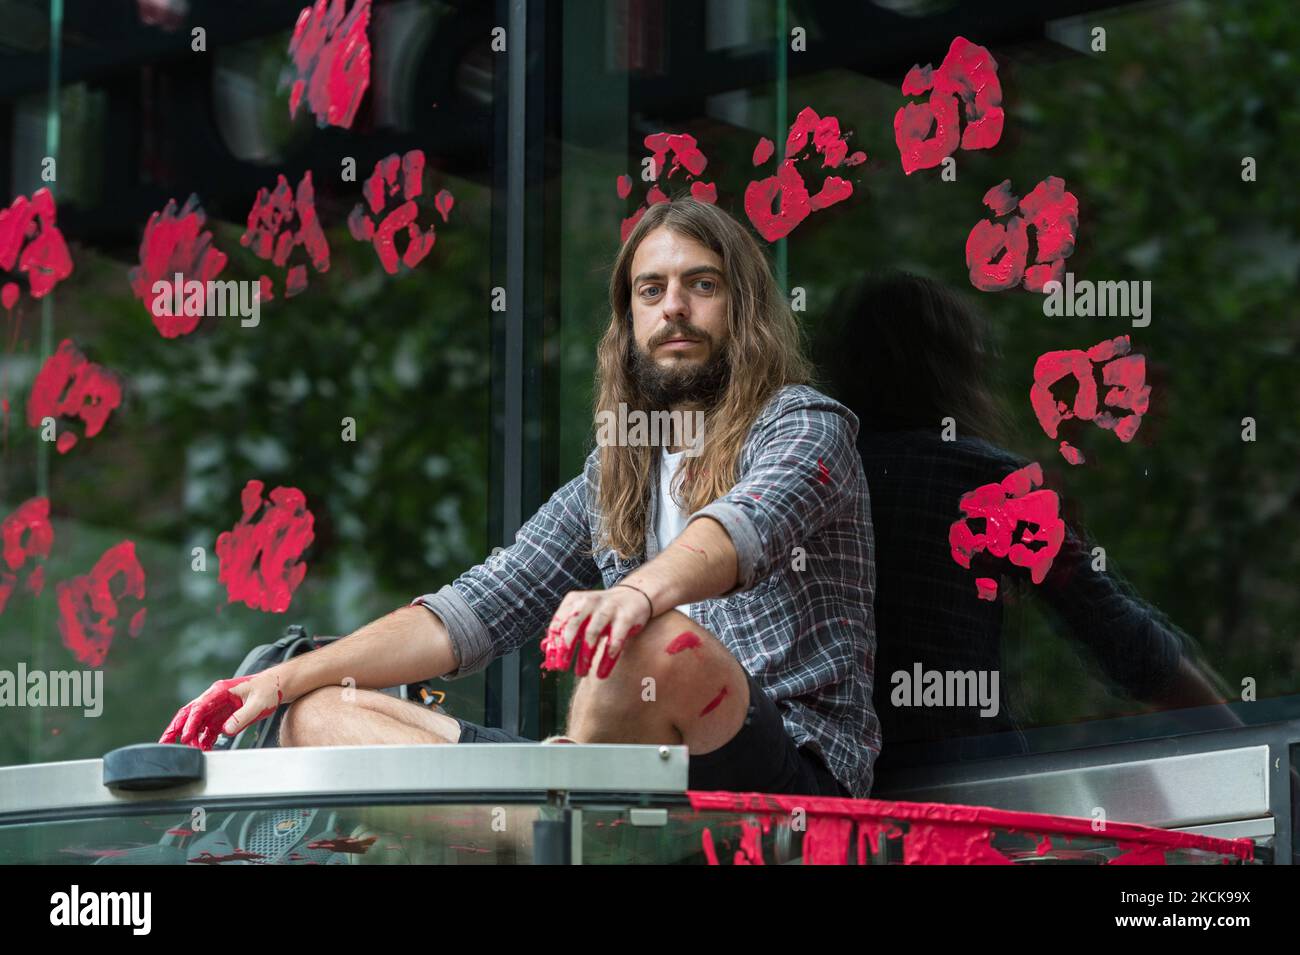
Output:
(278, 685), (346, 747)
(568, 610), (743, 736)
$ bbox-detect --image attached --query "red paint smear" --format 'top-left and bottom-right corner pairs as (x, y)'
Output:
(240, 172), (330, 298)
(966, 177), (1078, 293)
(743, 107), (862, 242)
(752, 137), (774, 166)
(434, 189), (455, 222)
(574, 618), (607, 678)
(1059, 441), (1085, 465)
(306, 834), (377, 854)
(949, 462), (1064, 591)
(974, 577), (998, 601)
(816, 457), (831, 484)
(619, 133), (717, 243)
(701, 827), (720, 865)
(129, 194), (229, 338)
(287, 0), (371, 129)
(215, 479), (315, 613)
(165, 827), (193, 837)
(159, 673), (281, 750)
(1031, 335), (1149, 458)
(688, 792), (1253, 866)
(58, 847), (131, 859)
(1018, 177), (1079, 292)
(348, 151), (448, 274)
(894, 36), (1004, 175)
(0, 188), (74, 302)
(0, 497), (52, 615)
(665, 631), (701, 655)
(699, 685), (729, 717)
(55, 540), (145, 668)
(188, 849), (267, 864)
(26, 338), (123, 454)
(734, 815), (771, 865)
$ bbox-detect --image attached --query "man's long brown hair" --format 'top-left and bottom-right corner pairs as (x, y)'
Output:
(594, 197), (813, 558)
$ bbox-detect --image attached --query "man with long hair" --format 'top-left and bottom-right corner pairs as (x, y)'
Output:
(161, 197), (878, 799)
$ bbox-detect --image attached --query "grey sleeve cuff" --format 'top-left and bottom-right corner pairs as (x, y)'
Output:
(409, 583), (494, 679)
(687, 501), (762, 597)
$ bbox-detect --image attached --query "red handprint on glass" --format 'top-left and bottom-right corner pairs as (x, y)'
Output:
(348, 150), (453, 274)
(966, 177), (1078, 293)
(949, 462), (1065, 597)
(26, 338), (123, 454)
(286, 0), (371, 129)
(1030, 335), (1151, 465)
(0, 497), (53, 615)
(0, 188), (74, 311)
(56, 540), (147, 668)
(216, 480), (315, 613)
(129, 195), (229, 338)
(744, 106), (867, 242)
(617, 133), (717, 243)
(240, 172), (330, 299)
(894, 35), (1004, 175)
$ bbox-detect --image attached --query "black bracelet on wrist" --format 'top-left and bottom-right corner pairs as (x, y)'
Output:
(613, 582), (655, 618)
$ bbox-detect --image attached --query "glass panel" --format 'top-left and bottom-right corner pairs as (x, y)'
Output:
(546, 0), (1300, 768)
(578, 800), (1254, 865)
(0, 1), (499, 765)
(0, 802), (541, 865)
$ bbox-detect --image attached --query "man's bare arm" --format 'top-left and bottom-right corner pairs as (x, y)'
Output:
(272, 605), (459, 704)
(618, 515), (739, 617)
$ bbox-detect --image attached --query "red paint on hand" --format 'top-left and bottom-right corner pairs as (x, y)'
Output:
(287, 0), (372, 129)
(159, 674), (281, 750)
(55, 541), (146, 668)
(215, 480), (315, 613)
(26, 339), (123, 454)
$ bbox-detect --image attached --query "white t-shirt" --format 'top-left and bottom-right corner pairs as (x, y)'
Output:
(655, 447), (696, 619)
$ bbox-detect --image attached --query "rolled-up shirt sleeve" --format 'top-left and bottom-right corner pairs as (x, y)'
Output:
(686, 392), (862, 596)
(410, 460), (601, 678)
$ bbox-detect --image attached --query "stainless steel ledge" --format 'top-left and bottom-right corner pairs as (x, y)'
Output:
(0, 744), (691, 819)
(874, 745), (1270, 829)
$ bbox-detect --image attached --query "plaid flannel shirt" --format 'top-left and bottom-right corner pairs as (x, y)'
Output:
(412, 384), (879, 797)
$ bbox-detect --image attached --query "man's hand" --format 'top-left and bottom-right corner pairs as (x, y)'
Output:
(159, 671), (285, 750)
(541, 587), (650, 679)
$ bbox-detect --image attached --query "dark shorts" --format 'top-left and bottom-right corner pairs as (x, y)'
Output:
(452, 669), (850, 798)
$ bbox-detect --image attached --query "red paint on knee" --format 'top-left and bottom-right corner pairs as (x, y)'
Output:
(699, 685), (729, 717)
(665, 631), (701, 655)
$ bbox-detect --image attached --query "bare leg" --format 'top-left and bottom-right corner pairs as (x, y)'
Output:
(279, 686), (463, 747)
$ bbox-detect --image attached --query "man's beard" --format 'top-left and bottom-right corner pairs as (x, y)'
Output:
(628, 334), (731, 409)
